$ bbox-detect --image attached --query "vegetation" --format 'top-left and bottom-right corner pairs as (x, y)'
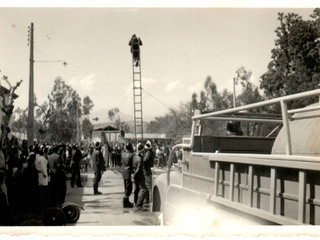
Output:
(12, 77), (94, 144)
(260, 9), (320, 109)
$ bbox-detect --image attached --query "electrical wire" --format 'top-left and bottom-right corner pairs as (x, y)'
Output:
(0, 8), (27, 45)
(141, 87), (172, 111)
(118, 90), (131, 109)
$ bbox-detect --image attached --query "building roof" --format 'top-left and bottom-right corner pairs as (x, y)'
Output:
(92, 121), (119, 131)
(124, 133), (168, 139)
(93, 125), (119, 132)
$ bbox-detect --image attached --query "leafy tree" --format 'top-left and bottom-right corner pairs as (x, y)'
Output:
(235, 67), (265, 136)
(82, 96), (94, 116)
(260, 9), (320, 109)
(12, 107), (28, 135)
(146, 106), (192, 141)
(43, 77), (82, 143)
(108, 107), (130, 132)
(82, 118), (93, 140)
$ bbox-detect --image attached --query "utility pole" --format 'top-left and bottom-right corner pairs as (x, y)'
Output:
(233, 77), (236, 108)
(27, 23), (34, 147)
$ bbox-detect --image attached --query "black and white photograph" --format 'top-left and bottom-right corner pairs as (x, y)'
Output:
(0, 0), (319, 239)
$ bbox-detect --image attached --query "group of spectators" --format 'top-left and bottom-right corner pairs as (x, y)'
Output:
(120, 140), (155, 211)
(0, 136), (183, 225)
(0, 138), (90, 226)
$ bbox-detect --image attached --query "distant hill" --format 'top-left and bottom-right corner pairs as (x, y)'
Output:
(91, 109), (133, 124)
(91, 109), (149, 132)
(91, 108), (156, 125)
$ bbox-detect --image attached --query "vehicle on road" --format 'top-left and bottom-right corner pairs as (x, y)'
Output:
(152, 89), (320, 227)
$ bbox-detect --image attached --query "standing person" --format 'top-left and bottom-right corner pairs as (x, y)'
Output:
(155, 145), (164, 168)
(24, 152), (39, 212)
(121, 143), (134, 208)
(132, 143), (147, 211)
(0, 170), (9, 226)
(70, 145), (83, 188)
(35, 145), (49, 204)
(143, 140), (154, 205)
(91, 142), (106, 195)
(48, 145), (67, 207)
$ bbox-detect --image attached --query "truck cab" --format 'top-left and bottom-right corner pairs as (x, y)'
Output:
(152, 89), (320, 227)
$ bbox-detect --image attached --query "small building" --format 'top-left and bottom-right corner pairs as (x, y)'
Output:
(124, 133), (173, 147)
(91, 123), (127, 145)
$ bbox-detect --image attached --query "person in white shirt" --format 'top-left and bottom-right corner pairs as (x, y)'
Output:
(35, 144), (48, 202)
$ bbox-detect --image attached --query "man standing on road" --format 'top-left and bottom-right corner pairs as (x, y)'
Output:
(121, 143), (134, 208)
(132, 143), (147, 211)
(70, 145), (84, 188)
(143, 140), (154, 206)
(92, 142), (106, 195)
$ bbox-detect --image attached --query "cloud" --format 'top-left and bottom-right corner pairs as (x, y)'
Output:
(166, 79), (185, 93)
(68, 73), (96, 92)
(187, 81), (203, 94)
(142, 77), (157, 88)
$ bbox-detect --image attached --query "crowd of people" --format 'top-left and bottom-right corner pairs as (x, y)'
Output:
(0, 136), (182, 225)
(0, 139), (91, 225)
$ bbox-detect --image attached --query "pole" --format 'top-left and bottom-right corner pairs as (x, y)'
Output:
(233, 77), (236, 108)
(27, 23), (34, 147)
(76, 102), (79, 144)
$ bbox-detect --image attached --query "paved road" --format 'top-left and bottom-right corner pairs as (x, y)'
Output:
(65, 167), (160, 226)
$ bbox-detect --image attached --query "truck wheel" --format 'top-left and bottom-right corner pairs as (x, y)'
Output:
(61, 203), (80, 223)
(43, 208), (66, 226)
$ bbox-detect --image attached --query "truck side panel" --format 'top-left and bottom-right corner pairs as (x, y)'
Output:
(178, 150), (320, 225)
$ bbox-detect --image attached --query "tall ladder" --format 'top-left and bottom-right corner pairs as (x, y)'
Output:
(132, 50), (143, 144)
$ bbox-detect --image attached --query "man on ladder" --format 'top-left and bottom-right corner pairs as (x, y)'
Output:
(129, 34), (143, 67)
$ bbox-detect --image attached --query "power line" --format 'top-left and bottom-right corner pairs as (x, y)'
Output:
(141, 87), (173, 111)
(0, 8), (27, 45)
(118, 90), (131, 109)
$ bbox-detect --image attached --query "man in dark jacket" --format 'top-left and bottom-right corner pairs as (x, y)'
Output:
(0, 170), (9, 226)
(132, 143), (147, 211)
(129, 34), (143, 67)
(143, 140), (154, 205)
(121, 143), (134, 208)
(70, 145), (83, 188)
(92, 142), (105, 195)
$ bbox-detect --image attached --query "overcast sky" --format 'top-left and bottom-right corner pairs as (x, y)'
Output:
(0, 1), (317, 122)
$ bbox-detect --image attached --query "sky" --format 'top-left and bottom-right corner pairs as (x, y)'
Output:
(0, 1), (318, 123)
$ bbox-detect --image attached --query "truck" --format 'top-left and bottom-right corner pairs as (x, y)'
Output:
(151, 89), (320, 229)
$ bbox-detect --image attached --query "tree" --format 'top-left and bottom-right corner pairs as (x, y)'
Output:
(0, 76), (22, 146)
(260, 9), (320, 109)
(108, 107), (130, 132)
(12, 107), (28, 135)
(82, 96), (94, 116)
(146, 106), (192, 141)
(235, 67), (264, 136)
(45, 77), (82, 143)
(82, 118), (93, 140)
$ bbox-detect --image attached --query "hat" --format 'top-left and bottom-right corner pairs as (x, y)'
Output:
(95, 142), (101, 149)
(125, 143), (133, 152)
(136, 143), (144, 152)
(145, 140), (152, 149)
